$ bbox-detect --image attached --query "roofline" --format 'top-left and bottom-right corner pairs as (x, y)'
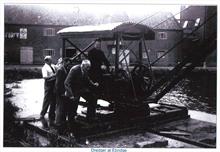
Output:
(58, 22), (155, 40)
(172, 17), (183, 30)
(57, 22), (124, 34)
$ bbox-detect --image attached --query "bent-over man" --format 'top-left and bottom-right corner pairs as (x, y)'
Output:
(64, 59), (99, 122)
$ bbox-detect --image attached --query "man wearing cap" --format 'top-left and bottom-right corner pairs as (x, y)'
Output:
(88, 40), (110, 83)
(40, 56), (57, 126)
(64, 59), (99, 122)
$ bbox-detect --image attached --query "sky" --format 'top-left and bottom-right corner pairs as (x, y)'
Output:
(27, 3), (181, 19)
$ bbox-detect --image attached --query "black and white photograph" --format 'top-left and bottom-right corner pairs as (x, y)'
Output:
(1, 0), (218, 151)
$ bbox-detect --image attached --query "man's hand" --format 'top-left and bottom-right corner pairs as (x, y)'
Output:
(65, 91), (72, 97)
(47, 74), (56, 81)
(93, 82), (99, 87)
(101, 65), (107, 70)
(70, 96), (75, 100)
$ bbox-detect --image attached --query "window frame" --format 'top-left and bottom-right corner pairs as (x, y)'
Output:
(43, 28), (56, 36)
(143, 52), (148, 59)
(43, 48), (55, 56)
(158, 32), (168, 40)
(157, 50), (167, 59)
(194, 18), (200, 27)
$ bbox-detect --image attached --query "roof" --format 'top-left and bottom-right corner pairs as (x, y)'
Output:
(57, 22), (155, 40)
(138, 12), (182, 30)
(57, 22), (123, 34)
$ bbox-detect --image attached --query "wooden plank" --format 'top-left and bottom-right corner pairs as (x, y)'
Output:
(134, 139), (168, 148)
(159, 131), (191, 136)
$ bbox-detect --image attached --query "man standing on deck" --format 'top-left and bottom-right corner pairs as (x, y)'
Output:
(40, 56), (57, 126)
(88, 39), (110, 83)
(54, 58), (71, 132)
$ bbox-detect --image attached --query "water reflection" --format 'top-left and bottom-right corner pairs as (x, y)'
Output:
(160, 72), (216, 114)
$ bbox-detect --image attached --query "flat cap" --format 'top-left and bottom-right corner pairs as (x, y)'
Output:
(44, 55), (52, 61)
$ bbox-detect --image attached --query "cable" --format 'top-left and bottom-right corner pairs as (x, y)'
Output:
(152, 6), (191, 29)
(118, 5), (193, 66)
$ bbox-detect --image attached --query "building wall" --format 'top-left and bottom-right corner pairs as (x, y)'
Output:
(146, 30), (183, 66)
(180, 6), (217, 67)
(5, 24), (66, 64)
(5, 24), (183, 67)
(204, 6), (217, 40)
(180, 6), (206, 41)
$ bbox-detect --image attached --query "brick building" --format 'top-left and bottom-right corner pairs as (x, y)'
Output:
(5, 24), (66, 64)
(4, 4), (198, 67)
(180, 5), (217, 67)
(4, 5), (76, 64)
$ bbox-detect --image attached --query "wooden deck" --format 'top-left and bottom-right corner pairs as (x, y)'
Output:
(20, 103), (199, 147)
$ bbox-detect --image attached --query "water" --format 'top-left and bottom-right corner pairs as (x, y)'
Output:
(4, 72), (216, 147)
(5, 79), (44, 118)
(159, 72), (216, 114)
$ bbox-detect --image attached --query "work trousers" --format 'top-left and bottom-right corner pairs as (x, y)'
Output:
(73, 90), (97, 121)
(55, 95), (76, 126)
(81, 91), (97, 120)
(40, 80), (56, 122)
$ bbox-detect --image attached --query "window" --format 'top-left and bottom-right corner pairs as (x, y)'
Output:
(43, 28), (55, 36)
(157, 51), (166, 59)
(194, 18), (200, 27)
(143, 49), (151, 59)
(66, 47), (77, 57)
(112, 48), (116, 54)
(183, 21), (188, 28)
(43, 49), (55, 56)
(119, 49), (130, 68)
(158, 32), (168, 40)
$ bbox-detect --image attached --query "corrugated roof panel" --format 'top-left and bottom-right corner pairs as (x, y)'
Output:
(57, 22), (123, 34)
(57, 22), (155, 40)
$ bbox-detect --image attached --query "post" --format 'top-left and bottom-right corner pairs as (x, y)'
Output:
(62, 38), (66, 58)
(139, 39), (143, 64)
(115, 33), (120, 72)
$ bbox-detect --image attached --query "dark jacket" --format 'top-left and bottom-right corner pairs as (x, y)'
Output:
(64, 65), (94, 97)
(55, 66), (68, 96)
(88, 48), (110, 72)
